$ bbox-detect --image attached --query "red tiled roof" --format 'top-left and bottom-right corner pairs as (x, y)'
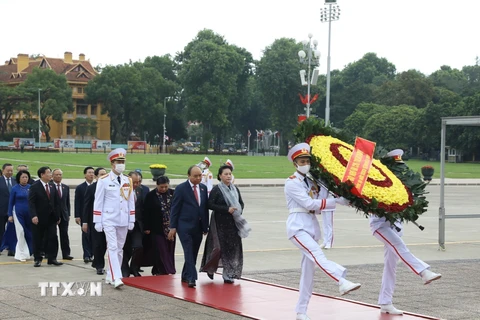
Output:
(0, 54), (98, 85)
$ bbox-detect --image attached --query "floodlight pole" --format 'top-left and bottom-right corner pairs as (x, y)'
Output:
(321, 1), (340, 126)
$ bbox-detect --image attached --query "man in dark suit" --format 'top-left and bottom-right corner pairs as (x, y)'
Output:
(122, 171), (145, 277)
(82, 167), (107, 275)
(28, 166), (62, 267)
(136, 171), (150, 200)
(168, 165), (209, 288)
(51, 168), (73, 260)
(0, 163), (16, 256)
(75, 166), (95, 263)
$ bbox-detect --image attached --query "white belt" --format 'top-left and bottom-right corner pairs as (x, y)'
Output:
(289, 208), (310, 214)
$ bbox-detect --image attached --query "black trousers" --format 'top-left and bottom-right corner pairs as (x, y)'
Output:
(0, 215), (8, 249)
(58, 216), (71, 257)
(82, 227), (93, 259)
(33, 215), (58, 261)
(91, 224), (107, 269)
(122, 224), (143, 276)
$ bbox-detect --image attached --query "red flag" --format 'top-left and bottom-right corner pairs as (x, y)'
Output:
(342, 137), (376, 196)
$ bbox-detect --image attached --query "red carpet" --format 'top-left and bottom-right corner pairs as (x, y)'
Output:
(123, 274), (440, 320)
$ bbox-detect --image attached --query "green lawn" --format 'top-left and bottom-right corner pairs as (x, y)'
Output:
(0, 151), (479, 179)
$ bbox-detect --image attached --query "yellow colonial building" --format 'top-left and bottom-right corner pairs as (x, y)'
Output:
(0, 52), (110, 141)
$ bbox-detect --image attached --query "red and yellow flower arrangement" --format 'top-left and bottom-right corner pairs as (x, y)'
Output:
(294, 118), (428, 224)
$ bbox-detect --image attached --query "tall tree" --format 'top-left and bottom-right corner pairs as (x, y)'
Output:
(0, 85), (31, 139)
(329, 53), (396, 126)
(177, 29), (249, 149)
(72, 117), (98, 141)
(20, 68), (73, 142)
(256, 38), (304, 154)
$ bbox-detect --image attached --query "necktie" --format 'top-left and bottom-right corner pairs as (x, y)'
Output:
(304, 178), (309, 188)
(117, 176), (121, 184)
(7, 178), (12, 192)
(57, 184), (62, 198)
(45, 184), (50, 199)
(193, 185), (200, 205)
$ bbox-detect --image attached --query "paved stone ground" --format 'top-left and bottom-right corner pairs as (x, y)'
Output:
(1, 259), (478, 319)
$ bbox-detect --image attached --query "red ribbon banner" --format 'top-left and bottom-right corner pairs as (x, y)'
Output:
(341, 137), (376, 196)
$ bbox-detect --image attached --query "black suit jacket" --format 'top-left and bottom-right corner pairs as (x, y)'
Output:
(0, 175), (17, 217)
(75, 181), (89, 219)
(170, 181), (209, 233)
(82, 182), (97, 226)
(51, 182), (70, 221)
(134, 186), (146, 231)
(28, 180), (60, 225)
(144, 188), (174, 235)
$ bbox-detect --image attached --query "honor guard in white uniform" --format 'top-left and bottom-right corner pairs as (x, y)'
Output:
(93, 148), (135, 289)
(198, 156), (213, 195)
(284, 143), (361, 320)
(225, 159), (235, 184)
(370, 149), (442, 315)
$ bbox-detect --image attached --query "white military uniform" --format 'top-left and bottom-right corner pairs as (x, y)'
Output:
(369, 216), (429, 305)
(370, 148), (430, 306)
(93, 171), (135, 282)
(285, 171), (347, 314)
(320, 193), (335, 249)
(202, 168), (213, 194)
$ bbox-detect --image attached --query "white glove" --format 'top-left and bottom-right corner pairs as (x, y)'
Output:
(335, 197), (350, 206)
(94, 223), (103, 232)
(128, 222), (134, 231)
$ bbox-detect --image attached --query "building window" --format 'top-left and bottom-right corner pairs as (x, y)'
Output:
(76, 99), (88, 115)
(66, 120), (73, 135)
(91, 104), (97, 116)
(77, 87), (84, 94)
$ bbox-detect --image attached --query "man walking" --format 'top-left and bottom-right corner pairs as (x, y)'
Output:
(168, 165), (209, 288)
(28, 166), (62, 267)
(0, 163), (16, 256)
(94, 149), (135, 288)
(75, 166), (95, 263)
(51, 169), (73, 260)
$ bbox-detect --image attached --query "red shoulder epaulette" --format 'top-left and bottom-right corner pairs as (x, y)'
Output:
(289, 175), (296, 179)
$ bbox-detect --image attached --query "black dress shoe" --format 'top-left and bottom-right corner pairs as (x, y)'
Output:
(8, 251), (14, 256)
(34, 260), (42, 267)
(84, 257), (92, 263)
(131, 270), (142, 277)
(96, 268), (104, 275)
(207, 273), (214, 280)
(188, 281), (196, 288)
(62, 255), (74, 260)
(139, 268), (144, 272)
(224, 279), (235, 284)
(47, 260), (63, 266)
(181, 278), (188, 283)
(40, 252), (45, 258)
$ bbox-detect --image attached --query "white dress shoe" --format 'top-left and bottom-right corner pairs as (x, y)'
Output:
(105, 278), (114, 285)
(320, 243), (326, 249)
(113, 278), (124, 288)
(380, 304), (403, 315)
(296, 313), (311, 320)
(421, 269), (442, 284)
(339, 279), (361, 295)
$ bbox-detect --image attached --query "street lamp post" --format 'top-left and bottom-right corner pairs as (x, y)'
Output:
(38, 88), (42, 148)
(298, 34), (321, 118)
(163, 96), (172, 153)
(320, 1), (341, 126)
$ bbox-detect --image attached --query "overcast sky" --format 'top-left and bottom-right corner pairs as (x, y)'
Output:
(3, 0), (478, 76)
